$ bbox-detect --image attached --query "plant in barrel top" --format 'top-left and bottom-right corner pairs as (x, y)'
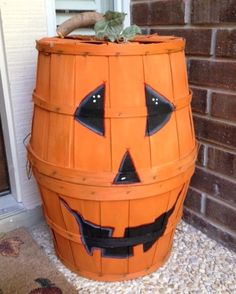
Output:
(56, 11), (141, 41)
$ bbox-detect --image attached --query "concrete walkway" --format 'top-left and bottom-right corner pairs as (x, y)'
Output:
(31, 221), (236, 294)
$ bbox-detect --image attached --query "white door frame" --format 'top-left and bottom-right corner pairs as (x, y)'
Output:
(0, 13), (23, 203)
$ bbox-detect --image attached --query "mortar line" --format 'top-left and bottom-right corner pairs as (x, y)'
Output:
(210, 28), (217, 58)
(190, 84), (236, 95)
(188, 56), (236, 62)
(189, 187), (236, 212)
(195, 140), (236, 155)
(200, 192), (206, 215)
(206, 89), (212, 115)
(193, 112), (236, 127)
(194, 165), (236, 183)
(184, 207), (236, 238)
(184, 0), (192, 24)
(203, 144), (208, 167)
(148, 24), (236, 29)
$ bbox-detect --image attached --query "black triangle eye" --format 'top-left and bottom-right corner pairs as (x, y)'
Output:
(74, 84), (105, 136)
(113, 151), (140, 185)
(145, 85), (174, 136)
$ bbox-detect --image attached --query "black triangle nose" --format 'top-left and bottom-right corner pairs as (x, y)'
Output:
(113, 151), (140, 185)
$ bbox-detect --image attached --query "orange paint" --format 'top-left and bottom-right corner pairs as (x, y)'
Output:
(28, 35), (197, 281)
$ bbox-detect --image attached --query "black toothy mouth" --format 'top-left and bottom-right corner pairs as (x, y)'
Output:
(60, 185), (183, 258)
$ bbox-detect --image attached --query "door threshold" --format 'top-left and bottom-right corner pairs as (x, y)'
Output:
(0, 194), (43, 232)
(0, 194), (25, 219)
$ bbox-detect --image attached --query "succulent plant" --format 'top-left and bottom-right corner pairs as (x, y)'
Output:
(94, 11), (141, 42)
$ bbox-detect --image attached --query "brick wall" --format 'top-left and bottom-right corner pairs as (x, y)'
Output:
(131, 0), (236, 252)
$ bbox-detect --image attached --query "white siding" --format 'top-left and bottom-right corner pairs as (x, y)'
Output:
(56, 0), (101, 11)
(0, 0), (130, 210)
(0, 0), (49, 208)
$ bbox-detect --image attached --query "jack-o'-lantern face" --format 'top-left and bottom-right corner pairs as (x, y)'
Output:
(74, 83), (174, 185)
(30, 38), (196, 277)
(58, 81), (177, 258)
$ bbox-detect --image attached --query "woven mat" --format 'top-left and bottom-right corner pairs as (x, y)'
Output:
(0, 228), (77, 294)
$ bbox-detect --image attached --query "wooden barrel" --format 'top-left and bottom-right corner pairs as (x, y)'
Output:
(28, 35), (197, 281)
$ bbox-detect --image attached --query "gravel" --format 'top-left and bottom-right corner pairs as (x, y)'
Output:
(30, 220), (236, 294)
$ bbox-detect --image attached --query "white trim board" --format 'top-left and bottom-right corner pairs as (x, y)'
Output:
(0, 12), (23, 203)
(45, 0), (57, 36)
(114, 0), (131, 27)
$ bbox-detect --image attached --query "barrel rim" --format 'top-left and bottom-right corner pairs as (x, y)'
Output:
(28, 144), (197, 188)
(36, 34), (185, 56)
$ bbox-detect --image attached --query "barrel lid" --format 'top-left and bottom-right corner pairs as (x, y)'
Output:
(36, 34), (185, 56)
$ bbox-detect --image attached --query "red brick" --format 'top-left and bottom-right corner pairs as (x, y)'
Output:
(183, 209), (236, 252)
(191, 88), (207, 114)
(131, 2), (149, 26)
(193, 116), (236, 149)
(205, 197), (236, 230)
(150, 29), (212, 56)
(216, 29), (236, 59)
(184, 188), (202, 212)
(211, 92), (236, 122)
(207, 147), (236, 178)
(191, 0), (236, 24)
(190, 167), (236, 206)
(149, 0), (185, 25)
(189, 60), (236, 91)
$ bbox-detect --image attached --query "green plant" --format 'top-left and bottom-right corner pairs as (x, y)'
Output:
(94, 11), (141, 42)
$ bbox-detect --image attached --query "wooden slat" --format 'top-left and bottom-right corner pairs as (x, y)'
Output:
(149, 114), (180, 167)
(128, 192), (171, 273)
(50, 54), (76, 107)
(153, 231), (174, 265)
(59, 198), (94, 272)
(74, 56), (111, 172)
(59, 197), (102, 274)
(100, 201), (129, 275)
(40, 187), (77, 268)
(176, 106), (196, 158)
(35, 53), (50, 102)
(46, 113), (74, 167)
(143, 54), (174, 103)
(169, 51), (189, 101)
(109, 56), (145, 109)
(30, 106), (50, 161)
(109, 55), (151, 172)
(143, 53), (180, 167)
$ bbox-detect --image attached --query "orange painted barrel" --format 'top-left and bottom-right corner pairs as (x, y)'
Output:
(28, 35), (197, 281)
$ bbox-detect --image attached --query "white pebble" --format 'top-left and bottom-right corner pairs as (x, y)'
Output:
(30, 220), (236, 293)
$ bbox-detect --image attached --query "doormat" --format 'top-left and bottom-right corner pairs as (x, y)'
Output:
(0, 228), (77, 294)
